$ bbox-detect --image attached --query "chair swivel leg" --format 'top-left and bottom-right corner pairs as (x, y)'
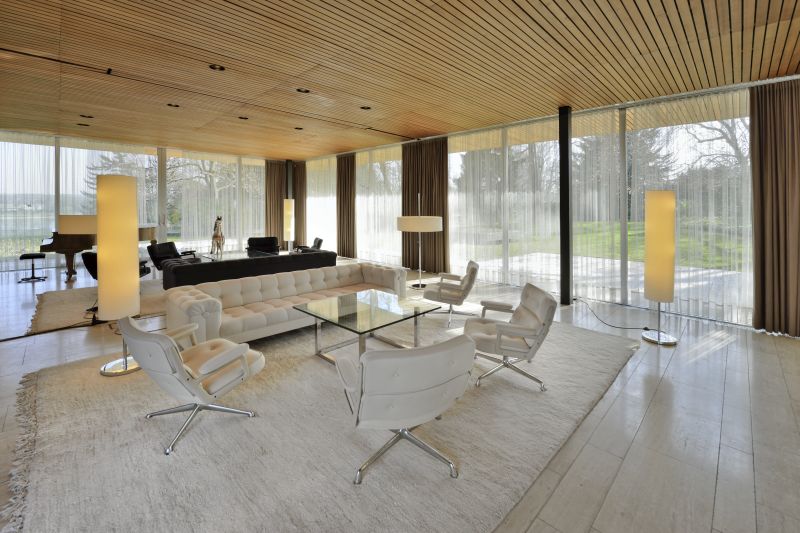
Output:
(399, 428), (458, 479)
(355, 432), (403, 484)
(146, 402), (256, 455)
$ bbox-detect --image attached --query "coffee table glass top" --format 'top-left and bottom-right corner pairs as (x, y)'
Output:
(294, 289), (440, 335)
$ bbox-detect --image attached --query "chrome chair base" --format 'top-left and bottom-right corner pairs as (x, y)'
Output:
(354, 427), (458, 484)
(475, 353), (546, 391)
(430, 304), (477, 327)
(146, 402), (255, 455)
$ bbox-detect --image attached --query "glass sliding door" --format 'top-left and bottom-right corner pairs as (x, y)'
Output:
(305, 156), (337, 252)
(448, 121), (560, 292)
(506, 120), (560, 293)
(0, 132), (55, 271)
(626, 90), (752, 324)
(355, 146), (402, 265)
(571, 110), (624, 303)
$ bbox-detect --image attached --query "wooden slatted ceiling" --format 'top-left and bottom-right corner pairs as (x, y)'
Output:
(0, 0), (798, 160)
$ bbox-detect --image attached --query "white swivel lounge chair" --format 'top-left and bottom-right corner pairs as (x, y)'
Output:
(118, 316), (266, 455)
(335, 335), (475, 484)
(463, 283), (557, 390)
(422, 260), (479, 327)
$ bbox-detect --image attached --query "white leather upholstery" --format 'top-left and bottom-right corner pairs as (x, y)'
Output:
(423, 261), (479, 306)
(166, 263), (407, 343)
(464, 283), (557, 363)
(336, 335), (476, 430)
(119, 316), (265, 403)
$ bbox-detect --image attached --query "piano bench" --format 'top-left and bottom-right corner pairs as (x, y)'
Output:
(18, 253), (47, 283)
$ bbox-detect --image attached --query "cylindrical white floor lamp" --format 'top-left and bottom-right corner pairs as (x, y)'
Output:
(642, 189), (678, 346)
(98, 174), (142, 376)
(284, 199), (295, 252)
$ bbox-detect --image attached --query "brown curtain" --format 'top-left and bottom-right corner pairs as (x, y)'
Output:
(265, 160), (287, 248)
(751, 79), (800, 335)
(336, 153), (356, 258)
(292, 161), (307, 247)
(402, 137), (449, 273)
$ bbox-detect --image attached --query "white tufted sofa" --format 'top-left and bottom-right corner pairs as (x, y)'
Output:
(165, 263), (407, 343)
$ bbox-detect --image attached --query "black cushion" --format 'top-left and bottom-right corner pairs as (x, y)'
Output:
(82, 251), (151, 280)
(161, 250), (337, 289)
(246, 236), (280, 257)
(20, 253), (46, 260)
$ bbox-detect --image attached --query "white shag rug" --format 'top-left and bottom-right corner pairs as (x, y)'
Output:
(27, 280), (165, 334)
(2, 318), (638, 532)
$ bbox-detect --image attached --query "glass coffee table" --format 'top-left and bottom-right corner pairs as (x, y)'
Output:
(294, 289), (440, 364)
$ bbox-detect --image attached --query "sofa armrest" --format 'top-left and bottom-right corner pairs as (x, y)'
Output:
(360, 263), (408, 299)
(165, 287), (222, 343)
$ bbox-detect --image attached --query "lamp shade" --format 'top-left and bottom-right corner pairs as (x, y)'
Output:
(644, 190), (676, 303)
(283, 199), (295, 241)
(58, 215), (97, 234)
(396, 216), (443, 233)
(97, 175), (140, 321)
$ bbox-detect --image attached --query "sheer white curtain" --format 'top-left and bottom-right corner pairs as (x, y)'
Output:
(305, 156), (337, 251)
(0, 132), (55, 271)
(448, 124), (559, 292)
(626, 90), (752, 324)
(240, 157), (266, 244)
(571, 110), (623, 302)
(506, 120), (560, 293)
(356, 146), (402, 265)
(166, 150), (241, 252)
(59, 138), (158, 225)
(448, 129), (505, 282)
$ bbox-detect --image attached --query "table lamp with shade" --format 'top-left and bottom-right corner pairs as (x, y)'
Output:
(397, 194), (443, 289)
(97, 174), (142, 376)
(641, 189), (678, 346)
(283, 199), (295, 251)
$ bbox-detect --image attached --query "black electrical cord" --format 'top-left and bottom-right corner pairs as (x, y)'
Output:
(572, 297), (649, 331)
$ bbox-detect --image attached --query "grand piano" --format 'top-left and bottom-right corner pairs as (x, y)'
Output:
(41, 216), (157, 281)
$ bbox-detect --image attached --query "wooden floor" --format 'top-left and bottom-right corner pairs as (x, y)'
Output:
(0, 273), (799, 532)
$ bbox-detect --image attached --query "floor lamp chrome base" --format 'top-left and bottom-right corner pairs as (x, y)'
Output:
(100, 356), (140, 376)
(641, 302), (678, 346)
(641, 330), (678, 346)
(100, 339), (140, 376)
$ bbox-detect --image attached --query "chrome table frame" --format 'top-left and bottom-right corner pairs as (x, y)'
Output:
(313, 313), (425, 364)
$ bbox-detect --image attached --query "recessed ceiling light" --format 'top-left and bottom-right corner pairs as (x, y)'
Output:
(360, 106), (371, 110)
(209, 64), (226, 71)
(238, 116), (249, 120)
(76, 123), (90, 127)
(294, 127), (303, 130)
(167, 103), (180, 108)
(296, 88), (310, 93)
(79, 114), (94, 118)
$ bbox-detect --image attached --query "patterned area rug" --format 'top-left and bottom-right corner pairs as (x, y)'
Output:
(2, 318), (638, 532)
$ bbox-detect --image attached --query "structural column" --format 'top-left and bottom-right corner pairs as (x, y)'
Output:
(558, 106), (572, 305)
(157, 147), (167, 243)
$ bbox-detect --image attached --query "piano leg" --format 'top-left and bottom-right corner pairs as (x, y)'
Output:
(65, 252), (77, 282)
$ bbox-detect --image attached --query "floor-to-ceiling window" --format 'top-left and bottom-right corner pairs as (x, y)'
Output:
(305, 156), (337, 252)
(0, 132), (55, 271)
(448, 121), (560, 292)
(166, 150), (264, 252)
(59, 138), (158, 225)
(355, 146), (402, 265)
(571, 110), (623, 303)
(626, 90), (752, 324)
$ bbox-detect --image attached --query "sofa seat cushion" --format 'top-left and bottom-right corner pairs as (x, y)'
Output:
(217, 283), (391, 338)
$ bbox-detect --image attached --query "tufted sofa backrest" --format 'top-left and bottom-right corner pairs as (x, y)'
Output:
(193, 263), (370, 309)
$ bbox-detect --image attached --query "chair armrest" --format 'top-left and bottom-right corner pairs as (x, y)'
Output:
(197, 343), (249, 375)
(163, 323), (199, 346)
(496, 323), (540, 338)
(180, 250), (196, 257)
(439, 272), (462, 282)
(480, 300), (515, 317)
